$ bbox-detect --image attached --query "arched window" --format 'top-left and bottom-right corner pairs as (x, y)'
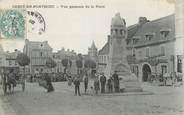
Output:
(115, 29), (118, 34)
(120, 29), (124, 35)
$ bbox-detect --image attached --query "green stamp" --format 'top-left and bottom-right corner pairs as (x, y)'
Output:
(0, 9), (25, 39)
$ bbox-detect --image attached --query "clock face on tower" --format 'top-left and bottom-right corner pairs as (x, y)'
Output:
(0, 10), (25, 39)
(27, 11), (46, 35)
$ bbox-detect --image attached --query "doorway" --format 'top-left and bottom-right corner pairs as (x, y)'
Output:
(142, 64), (151, 82)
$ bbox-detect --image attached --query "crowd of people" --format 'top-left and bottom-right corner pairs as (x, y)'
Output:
(33, 70), (184, 94)
(37, 71), (121, 95)
(0, 68), (121, 95)
(72, 71), (120, 96)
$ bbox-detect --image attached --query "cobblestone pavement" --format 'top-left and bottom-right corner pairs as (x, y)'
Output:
(0, 82), (184, 115)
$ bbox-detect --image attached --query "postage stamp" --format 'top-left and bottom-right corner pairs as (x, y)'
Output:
(0, 9), (25, 39)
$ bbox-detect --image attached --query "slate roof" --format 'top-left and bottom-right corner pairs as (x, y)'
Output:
(98, 42), (109, 55)
(127, 24), (139, 38)
(129, 14), (175, 48)
(98, 14), (175, 55)
(26, 40), (52, 51)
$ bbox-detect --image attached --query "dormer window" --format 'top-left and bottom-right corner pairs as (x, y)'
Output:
(133, 38), (139, 44)
(145, 34), (153, 41)
(160, 30), (169, 38)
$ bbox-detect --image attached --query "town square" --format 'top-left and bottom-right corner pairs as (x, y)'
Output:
(0, 0), (184, 115)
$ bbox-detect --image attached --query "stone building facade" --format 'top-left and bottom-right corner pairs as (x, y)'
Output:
(98, 12), (182, 82)
(23, 39), (52, 74)
(4, 49), (21, 69)
(0, 49), (22, 73)
(126, 15), (175, 82)
(52, 48), (78, 74)
(23, 39), (78, 75)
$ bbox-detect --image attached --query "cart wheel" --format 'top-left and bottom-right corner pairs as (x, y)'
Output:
(22, 83), (25, 92)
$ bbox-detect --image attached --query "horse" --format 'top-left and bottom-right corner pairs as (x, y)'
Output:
(7, 78), (16, 93)
(5, 73), (17, 93)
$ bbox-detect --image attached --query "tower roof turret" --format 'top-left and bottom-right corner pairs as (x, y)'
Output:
(111, 12), (126, 26)
(91, 40), (97, 49)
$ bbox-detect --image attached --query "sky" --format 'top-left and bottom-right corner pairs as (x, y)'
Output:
(0, 0), (174, 54)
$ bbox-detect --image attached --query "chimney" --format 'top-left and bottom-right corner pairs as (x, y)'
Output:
(138, 17), (148, 25)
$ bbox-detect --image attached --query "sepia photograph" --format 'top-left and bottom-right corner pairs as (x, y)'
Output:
(0, 0), (183, 115)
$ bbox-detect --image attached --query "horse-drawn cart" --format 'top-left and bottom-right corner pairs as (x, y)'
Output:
(1, 68), (25, 94)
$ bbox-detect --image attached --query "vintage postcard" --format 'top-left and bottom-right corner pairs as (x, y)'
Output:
(0, 0), (184, 115)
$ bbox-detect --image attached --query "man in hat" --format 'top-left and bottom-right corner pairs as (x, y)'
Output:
(73, 75), (81, 96)
(83, 73), (88, 93)
(112, 71), (120, 93)
(100, 72), (106, 93)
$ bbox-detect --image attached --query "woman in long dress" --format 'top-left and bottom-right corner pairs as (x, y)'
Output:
(45, 73), (54, 92)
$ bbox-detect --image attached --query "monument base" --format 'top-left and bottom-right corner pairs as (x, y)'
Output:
(119, 74), (143, 92)
(120, 81), (143, 92)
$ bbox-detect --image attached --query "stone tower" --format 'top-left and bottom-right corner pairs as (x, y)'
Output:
(105, 13), (142, 91)
(106, 13), (136, 81)
(88, 40), (98, 62)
